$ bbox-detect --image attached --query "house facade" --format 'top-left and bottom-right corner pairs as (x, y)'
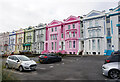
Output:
(24, 26), (35, 52)
(0, 32), (9, 54)
(64, 16), (83, 54)
(33, 23), (46, 54)
(83, 10), (106, 55)
(43, 16), (83, 54)
(104, 3), (120, 55)
(9, 31), (16, 53)
(0, 33), (3, 53)
(15, 28), (24, 54)
(44, 20), (64, 54)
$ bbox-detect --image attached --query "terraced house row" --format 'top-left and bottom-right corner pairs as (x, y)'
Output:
(0, 2), (120, 55)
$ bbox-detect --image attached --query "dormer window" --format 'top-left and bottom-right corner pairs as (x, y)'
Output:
(89, 20), (93, 27)
(73, 24), (75, 29)
(51, 28), (53, 32)
(68, 25), (70, 29)
(95, 19), (99, 26)
(55, 27), (57, 31)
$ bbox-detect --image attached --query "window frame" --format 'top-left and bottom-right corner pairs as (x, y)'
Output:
(73, 41), (75, 48)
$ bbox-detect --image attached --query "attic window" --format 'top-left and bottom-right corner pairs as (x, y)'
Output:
(68, 25), (70, 29)
(73, 24), (75, 29)
(51, 28), (53, 32)
(55, 27), (57, 31)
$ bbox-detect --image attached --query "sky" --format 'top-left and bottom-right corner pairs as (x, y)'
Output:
(0, 0), (119, 33)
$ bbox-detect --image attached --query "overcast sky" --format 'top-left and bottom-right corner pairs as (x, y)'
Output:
(0, 0), (119, 33)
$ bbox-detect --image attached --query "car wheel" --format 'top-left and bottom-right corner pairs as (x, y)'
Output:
(19, 66), (23, 72)
(5, 63), (9, 69)
(108, 69), (120, 79)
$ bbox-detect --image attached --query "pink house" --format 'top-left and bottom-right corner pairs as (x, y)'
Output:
(44, 20), (66, 54)
(64, 16), (81, 54)
(43, 15), (82, 54)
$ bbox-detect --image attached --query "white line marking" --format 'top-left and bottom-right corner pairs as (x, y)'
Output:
(105, 79), (107, 80)
(76, 59), (79, 61)
(49, 66), (54, 68)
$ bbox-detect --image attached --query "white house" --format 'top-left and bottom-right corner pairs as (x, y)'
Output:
(33, 23), (46, 54)
(83, 1), (120, 55)
(83, 10), (106, 55)
(104, 2), (120, 55)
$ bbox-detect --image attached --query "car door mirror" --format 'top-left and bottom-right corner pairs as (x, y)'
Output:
(16, 60), (20, 62)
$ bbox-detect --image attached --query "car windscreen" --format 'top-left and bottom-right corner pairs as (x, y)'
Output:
(18, 56), (30, 61)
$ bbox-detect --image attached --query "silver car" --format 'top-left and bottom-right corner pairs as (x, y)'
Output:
(102, 55), (120, 79)
(5, 55), (37, 72)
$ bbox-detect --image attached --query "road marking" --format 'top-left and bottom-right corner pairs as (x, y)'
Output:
(105, 79), (107, 80)
(76, 59), (79, 61)
(49, 66), (54, 68)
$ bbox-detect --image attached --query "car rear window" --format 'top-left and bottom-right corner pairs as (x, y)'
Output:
(110, 55), (119, 62)
(41, 54), (56, 56)
(48, 54), (56, 56)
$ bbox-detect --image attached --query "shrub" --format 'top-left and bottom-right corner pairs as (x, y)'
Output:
(55, 52), (66, 57)
(2, 63), (18, 81)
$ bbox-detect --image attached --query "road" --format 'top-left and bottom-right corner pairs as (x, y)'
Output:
(2, 56), (117, 81)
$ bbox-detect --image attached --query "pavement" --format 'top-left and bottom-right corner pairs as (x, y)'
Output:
(1, 55), (118, 81)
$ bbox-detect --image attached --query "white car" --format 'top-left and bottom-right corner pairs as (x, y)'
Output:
(5, 55), (37, 72)
(102, 55), (120, 79)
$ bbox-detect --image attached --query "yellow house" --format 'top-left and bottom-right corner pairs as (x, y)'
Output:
(15, 28), (24, 54)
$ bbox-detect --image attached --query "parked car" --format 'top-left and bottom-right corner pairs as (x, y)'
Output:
(104, 54), (120, 64)
(38, 54), (62, 64)
(5, 55), (37, 72)
(102, 54), (120, 79)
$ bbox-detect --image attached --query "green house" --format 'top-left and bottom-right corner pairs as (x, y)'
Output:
(24, 26), (35, 52)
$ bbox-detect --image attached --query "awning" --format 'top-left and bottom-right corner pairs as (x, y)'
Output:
(116, 24), (120, 27)
(23, 44), (31, 46)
